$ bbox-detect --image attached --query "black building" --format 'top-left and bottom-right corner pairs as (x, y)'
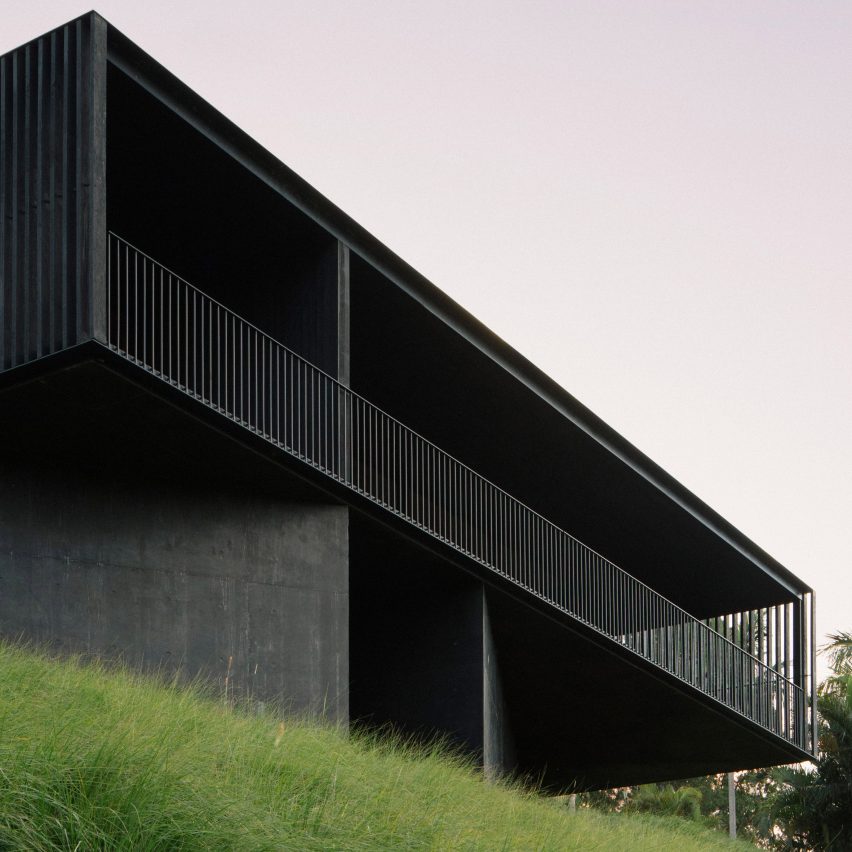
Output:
(0, 13), (815, 790)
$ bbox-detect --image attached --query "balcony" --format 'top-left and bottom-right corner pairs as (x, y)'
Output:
(105, 231), (815, 758)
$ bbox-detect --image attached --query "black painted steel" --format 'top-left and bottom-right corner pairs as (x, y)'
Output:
(0, 18), (101, 372)
(107, 232), (815, 755)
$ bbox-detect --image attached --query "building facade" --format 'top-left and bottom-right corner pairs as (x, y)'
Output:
(0, 13), (815, 790)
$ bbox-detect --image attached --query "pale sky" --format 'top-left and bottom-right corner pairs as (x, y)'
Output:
(3, 1), (850, 678)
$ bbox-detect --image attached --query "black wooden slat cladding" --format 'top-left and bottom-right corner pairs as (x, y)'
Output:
(0, 18), (95, 372)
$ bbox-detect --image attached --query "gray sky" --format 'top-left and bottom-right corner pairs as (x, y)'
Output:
(3, 1), (850, 676)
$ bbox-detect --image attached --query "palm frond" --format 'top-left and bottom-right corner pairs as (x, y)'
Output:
(820, 632), (852, 676)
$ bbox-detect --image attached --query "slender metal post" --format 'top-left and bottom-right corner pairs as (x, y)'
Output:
(728, 772), (736, 839)
(809, 591), (816, 753)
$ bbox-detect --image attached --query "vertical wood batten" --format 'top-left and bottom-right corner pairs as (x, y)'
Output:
(0, 13), (102, 375)
(23, 43), (31, 362)
(35, 38), (44, 359)
(10, 48), (19, 367)
(45, 35), (55, 351)
(73, 19), (82, 343)
(90, 15), (108, 344)
(0, 51), (7, 369)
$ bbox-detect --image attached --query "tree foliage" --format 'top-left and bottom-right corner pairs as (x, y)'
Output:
(771, 671), (852, 849)
(625, 784), (703, 821)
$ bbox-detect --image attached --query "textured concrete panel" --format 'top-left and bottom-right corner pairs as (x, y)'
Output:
(0, 459), (348, 721)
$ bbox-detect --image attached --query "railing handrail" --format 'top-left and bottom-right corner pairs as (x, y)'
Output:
(106, 232), (800, 678)
(106, 231), (814, 752)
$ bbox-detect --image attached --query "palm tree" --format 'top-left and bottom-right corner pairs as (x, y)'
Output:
(772, 633), (852, 850)
(820, 632), (852, 697)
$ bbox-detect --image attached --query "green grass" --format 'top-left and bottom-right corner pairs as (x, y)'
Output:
(0, 641), (753, 850)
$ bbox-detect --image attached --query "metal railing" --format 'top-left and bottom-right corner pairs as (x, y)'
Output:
(106, 232), (815, 753)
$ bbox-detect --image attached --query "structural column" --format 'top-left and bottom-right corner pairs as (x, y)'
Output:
(483, 589), (516, 780)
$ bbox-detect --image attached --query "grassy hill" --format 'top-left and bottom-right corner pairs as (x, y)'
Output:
(0, 641), (752, 850)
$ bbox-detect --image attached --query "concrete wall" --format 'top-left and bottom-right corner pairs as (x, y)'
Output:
(0, 458), (349, 721)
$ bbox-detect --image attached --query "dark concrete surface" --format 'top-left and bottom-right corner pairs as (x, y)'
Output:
(0, 362), (350, 722)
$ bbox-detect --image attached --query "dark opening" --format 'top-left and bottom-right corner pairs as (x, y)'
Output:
(106, 64), (340, 375)
(348, 513), (485, 754)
